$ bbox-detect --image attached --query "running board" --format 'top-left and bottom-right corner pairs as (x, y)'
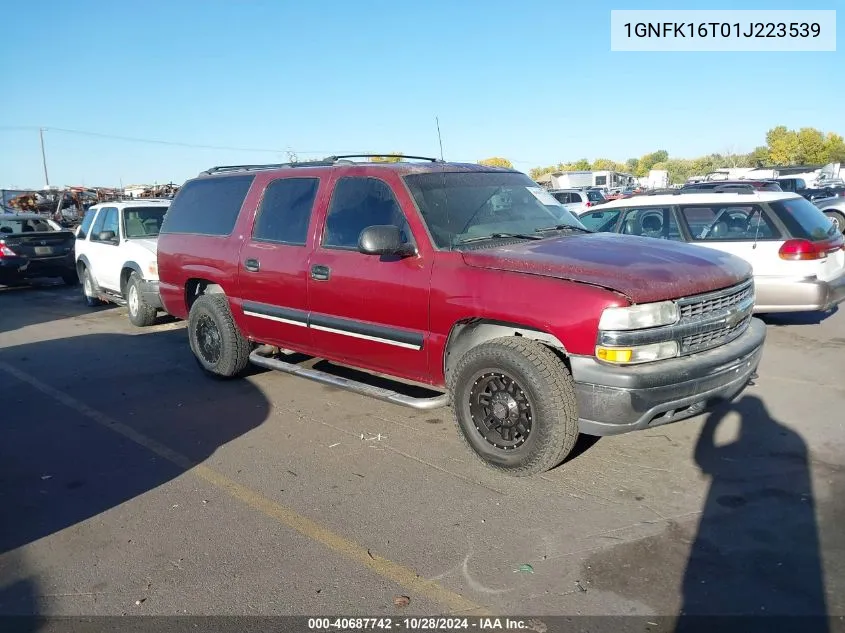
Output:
(249, 347), (449, 410)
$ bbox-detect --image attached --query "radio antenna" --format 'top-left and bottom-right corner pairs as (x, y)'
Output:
(435, 116), (445, 161)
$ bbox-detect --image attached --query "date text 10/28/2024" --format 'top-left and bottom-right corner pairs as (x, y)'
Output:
(308, 618), (543, 631)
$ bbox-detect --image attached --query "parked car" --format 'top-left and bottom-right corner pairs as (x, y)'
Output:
(158, 157), (765, 476)
(800, 186), (845, 202)
(814, 196), (845, 234)
(549, 188), (605, 213)
(681, 180), (782, 192)
(74, 199), (170, 326)
(0, 213), (77, 286)
(578, 188), (845, 314)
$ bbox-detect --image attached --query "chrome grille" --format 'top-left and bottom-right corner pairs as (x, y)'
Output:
(682, 316), (752, 353)
(678, 281), (755, 319)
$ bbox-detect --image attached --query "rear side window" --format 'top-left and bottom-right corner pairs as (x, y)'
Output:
(586, 190), (605, 202)
(161, 175), (254, 236)
(252, 178), (319, 245)
(680, 205), (779, 241)
(552, 192), (570, 204)
(770, 198), (838, 241)
(77, 208), (97, 239)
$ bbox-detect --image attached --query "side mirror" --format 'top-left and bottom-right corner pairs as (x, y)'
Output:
(358, 225), (415, 257)
(98, 230), (117, 242)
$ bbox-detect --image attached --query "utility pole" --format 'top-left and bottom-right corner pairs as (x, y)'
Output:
(39, 128), (50, 188)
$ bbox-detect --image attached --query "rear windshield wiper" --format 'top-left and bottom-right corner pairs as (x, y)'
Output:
(454, 233), (544, 246)
(534, 224), (593, 234)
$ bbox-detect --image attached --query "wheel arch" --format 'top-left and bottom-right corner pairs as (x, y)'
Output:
(185, 278), (226, 312)
(120, 261), (143, 293)
(76, 254), (92, 274)
(443, 319), (569, 384)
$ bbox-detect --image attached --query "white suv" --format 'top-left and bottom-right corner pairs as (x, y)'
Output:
(74, 199), (170, 326)
(549, 188), (606, 214)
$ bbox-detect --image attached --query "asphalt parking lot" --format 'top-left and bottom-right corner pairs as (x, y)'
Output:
(1, 283), (844, 618)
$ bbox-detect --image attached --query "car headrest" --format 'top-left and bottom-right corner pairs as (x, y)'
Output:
(710, 221), (729, 238)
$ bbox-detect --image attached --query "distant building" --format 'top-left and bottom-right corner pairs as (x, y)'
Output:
(540, 170), (636, 191)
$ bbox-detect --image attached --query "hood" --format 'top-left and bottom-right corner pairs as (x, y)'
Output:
(128, 237), (158, 254)
(460, 233), (752, 304)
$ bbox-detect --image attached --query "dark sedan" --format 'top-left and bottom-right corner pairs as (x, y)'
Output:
(0, 214), (78, 286)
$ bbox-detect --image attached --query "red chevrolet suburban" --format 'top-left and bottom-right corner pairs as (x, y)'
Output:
(157, 156), (766, 475)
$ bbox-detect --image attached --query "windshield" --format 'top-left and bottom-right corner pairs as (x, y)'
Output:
(770, 198), (838, 241)
(403, 172), (585, 248)
(123, 207), (168, 238)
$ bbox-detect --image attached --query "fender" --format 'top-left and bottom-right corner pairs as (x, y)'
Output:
(443, 319), (568, 383)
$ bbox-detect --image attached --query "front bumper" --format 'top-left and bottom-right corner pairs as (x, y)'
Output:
(571, 317), (766, 436)
(138, 279), (163, 310)
(754, 270), (845, 313)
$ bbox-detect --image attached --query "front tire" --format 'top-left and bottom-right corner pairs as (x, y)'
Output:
(126, 272), (157, 327)
(448, 337), (579, 476)
(80, 267), (101, 307)
(188, 294), (250, 378)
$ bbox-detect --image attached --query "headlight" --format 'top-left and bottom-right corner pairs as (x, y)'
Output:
(147, 261), (158, 277)
(596, 341), (679, 365)
(598, 301), (679, 331)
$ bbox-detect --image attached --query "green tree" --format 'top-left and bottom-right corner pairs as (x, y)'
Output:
(529, 165), (557, 180)
(625, 158), (639, 174)
(766, 126), (800, 165)
(823, 133), (845, 163)
(748, 146), (770, 167)
(591, 158), (617, 171)
(572, 158), (591, 170)
(796, 127), (826, 164)
(478, 157), (513, 169)
(370, 153), (404, 163)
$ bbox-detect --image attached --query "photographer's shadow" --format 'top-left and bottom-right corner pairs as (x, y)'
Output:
(678, 395), (827, 626)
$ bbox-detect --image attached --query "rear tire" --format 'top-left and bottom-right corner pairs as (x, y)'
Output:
(448, 337), (579, 476)
(824, 210), (845, 234)
(126, 272), (157, 327)
(188, 294), (250, 378)
(80, 267), (101, 307)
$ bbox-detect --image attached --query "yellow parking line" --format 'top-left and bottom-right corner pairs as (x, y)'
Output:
(0, 361), (487, 616)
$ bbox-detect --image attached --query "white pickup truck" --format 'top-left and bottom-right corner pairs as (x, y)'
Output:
(74, 199), (170, 326)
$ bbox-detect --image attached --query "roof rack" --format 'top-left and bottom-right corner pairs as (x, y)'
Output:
(711, 184), (756, 194)
(644, 188), (682, 196)
(200, 154), (442, 176)
(326, 154), (441, 162)
(201, 161), (335, 175)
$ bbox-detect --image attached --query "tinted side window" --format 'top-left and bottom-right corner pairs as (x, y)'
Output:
(161, 175), (255, 236)
(323, 177), (410, 249)
(78, 208), (97, 239)
(680, 205), (780, 241)
(579, 209), (621, 232)
(552, 192), (570, 204)
(90, 208), (108, 240)
(253, 178), (319, 245)
(620, 207), (683, 240)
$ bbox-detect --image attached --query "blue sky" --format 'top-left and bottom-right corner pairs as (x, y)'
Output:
(0, 0), (841, 188)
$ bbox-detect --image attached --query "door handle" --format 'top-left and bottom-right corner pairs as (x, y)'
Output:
(311, 264), (330, 281)
(244, 258), (260, 272)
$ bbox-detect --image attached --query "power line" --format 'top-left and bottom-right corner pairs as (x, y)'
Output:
(0, 125), (342, 155)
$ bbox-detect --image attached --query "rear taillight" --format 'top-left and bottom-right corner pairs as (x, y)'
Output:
(585, 201), (592, 208)
(0, 241), (16, 258)
(779, 237), (844, 260)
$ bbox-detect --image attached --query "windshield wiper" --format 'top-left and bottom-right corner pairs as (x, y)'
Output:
(533, 224), (593, 234)
(454, 233), (544, 246)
